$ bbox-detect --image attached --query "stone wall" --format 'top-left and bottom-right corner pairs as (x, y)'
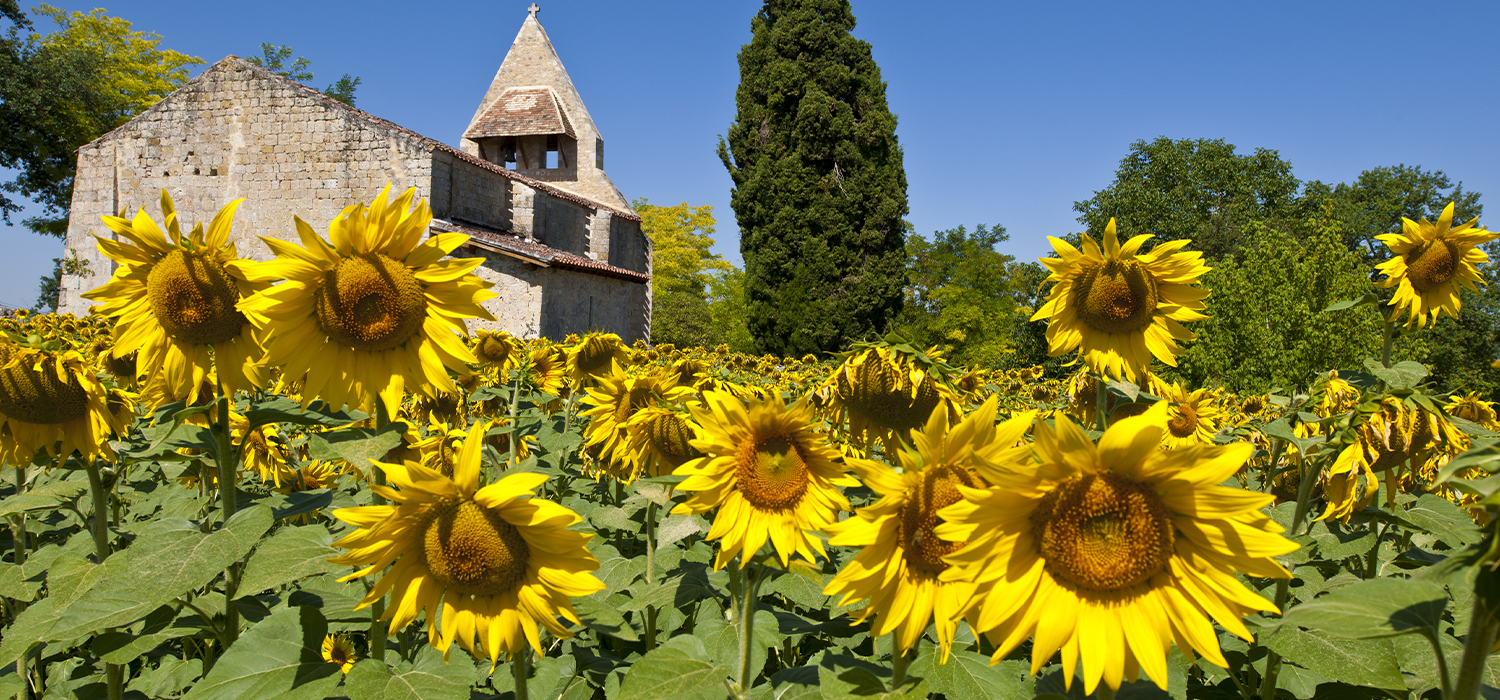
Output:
(431, 151), (511, 231)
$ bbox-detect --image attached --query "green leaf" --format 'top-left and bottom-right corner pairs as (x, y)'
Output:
(45, 505), (274, 641)
(755, 665), (820, 700)
(616, 635), (730, 700)
(1362, 359), (1429, 390)
(1323, 293), (1375, 313)
(258, 489), (335, 521)
(342, 648), (474, 700)
(306, 423), (404, 470)
(1282, 577), (1448, 639)
(181, 605), (341, 700)
(0, 478), (87, 517)
(1399, 494), (1482, 546)
(92, 605), (197, 664)
(237, 524), (341, 596)
(656, 514), (707, 548)
(1260, 626), (1404, 690)
(908, 650), (1030, 700)
(573, 594), (641, 642)
(1306, 520), (1376, 561)
(246, 397), (365, 429)
(1260, 418), (1318, 455)
(817, 653), (926, 700)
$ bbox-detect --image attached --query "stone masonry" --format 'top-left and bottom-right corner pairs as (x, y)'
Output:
(58, 10), (651, 342)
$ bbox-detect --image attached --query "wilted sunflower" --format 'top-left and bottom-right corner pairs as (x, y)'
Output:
(330, 423), (604, 666)
(232, 411), (293, 487)
(1156, 381), (1223, 448)
(83, 191), (266, 405)
(578, 372), (694, 483)
(321, 633), (358, 674)
(234, 184), (497, 417)
(1376, 202), (1498, 328)
(413, 420), (470, 478)
(0, 340), (134, 463)
(824, 399), (1033, 660)
(938, 404), (1295, 694)
(525, 343), (569, 397)
(672, 390), (857, 570)
(1031, 219), (1210, 382)
(822, 344), (958, 453)
(1448, 392), (1499, 430)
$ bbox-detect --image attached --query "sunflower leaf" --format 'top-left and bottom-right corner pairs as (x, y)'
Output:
(305, 424), (404, 471)
(246, 397), (366, 430)
(1323, 294), (1376, 313)
(180, 605), (341, 700)
(616, 634), (729, 700)
(1281, 577), (1448, 640)
(343, 646), (474, 700)
(1260, 626), (1404, 690)
(1362, 359), (1429, 390)
(0, 478), (87, 517)
(1398, 494), (1482, 546)
(907, 649), (1031, 700)
(818, 652), (927, 700)
(237, 523), (341, 597)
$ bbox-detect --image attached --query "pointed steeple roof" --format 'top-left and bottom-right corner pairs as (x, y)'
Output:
(462, 10), (630, 211)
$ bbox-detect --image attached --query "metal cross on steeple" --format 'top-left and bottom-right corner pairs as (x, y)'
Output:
(528, 3), (539, 18)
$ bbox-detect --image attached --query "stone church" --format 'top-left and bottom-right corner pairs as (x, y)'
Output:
(57, 7), (652, 342)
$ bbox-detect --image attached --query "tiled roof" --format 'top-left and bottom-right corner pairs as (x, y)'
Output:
(431, 218), (649, 284)
(207, 57), (639, 222)
(463, 86), (576, 140)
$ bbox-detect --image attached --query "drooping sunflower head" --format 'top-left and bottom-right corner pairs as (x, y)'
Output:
(0, 339), (134, 463)
(1312, 370), (1362, 418)
(626, 405), (707, 480)
(936, 404), (1295, 694)
(235, 184), (498, 417)
(525, 343), (569, 397)
(672, 390), (858, 570)
(825, 399), (1034, 659)
(83, 190), (267, 406)
(415, 420), (470, 477)
(330, 422), (604, 667)
(1376, 202), (1498, 328)
(1448, 392), (1499, 429)
(579, 371), (693, 483)
(567, 332), (629, 385)
(232, 412), (293, 487)
(1031, 219), (1210, 381)
(823, 344), (959, 454)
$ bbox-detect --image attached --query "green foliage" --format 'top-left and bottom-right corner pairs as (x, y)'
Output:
(1173, 220), (1423, 392)
(0, 5), (201, 236)
(246, 43), (360, 107)
(652, 289), (720, 349)
(32, 247), (91, 312)
(890, 223), (1018, 368)
(1322, 164), (1483, 268)
(1073, 136), (1305, 260)
(634, 199), (735, 349)
(706, 267), (756, 353)
(718, 0), (909, 355)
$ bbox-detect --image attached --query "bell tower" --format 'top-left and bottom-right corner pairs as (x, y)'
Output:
(461, 4), (630, 212)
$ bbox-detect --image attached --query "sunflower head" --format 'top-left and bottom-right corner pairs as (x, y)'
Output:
(0, 340), (132, 462)
(568, 332), (629, 384)
(823, 344), (958, 453)
(321, 633), (358, 674)
(1376, 203), (1499, 328)
(1158, 381), (1223, 448)
(1031, 219), (1210, 381)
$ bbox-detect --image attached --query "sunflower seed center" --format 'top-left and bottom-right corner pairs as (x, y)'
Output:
(1405, 239), (1458, 293)
(315, 253), (427, 352)
(1033, 472), (1174, 591)
(422, 498), (531, 596)
(648, 412), (702, 469)
(147, 249), (247, 345)
(1074, 259), (1160, 335)
(736, 435), (810, 510)
(837, 359), (942, 433)
(1167, 405), (1199, 439)
(900, 464), (979, 575)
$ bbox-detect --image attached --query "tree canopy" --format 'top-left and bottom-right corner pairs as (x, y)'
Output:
(718, 0), (908, 355)
(890, 223), (1018, 368)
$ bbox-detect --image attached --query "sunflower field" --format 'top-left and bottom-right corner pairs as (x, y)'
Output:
(1, 187), (1498, 700)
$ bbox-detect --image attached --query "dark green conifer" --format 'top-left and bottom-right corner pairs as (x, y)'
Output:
(718, 0), (908, 355)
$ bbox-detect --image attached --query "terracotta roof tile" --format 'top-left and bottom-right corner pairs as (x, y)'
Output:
(463, 86), (576, 140)
(431, 218), (649, 284)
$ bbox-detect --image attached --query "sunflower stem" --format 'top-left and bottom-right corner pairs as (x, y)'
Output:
(889, 640), (911, 689)
(214, 380), (241, 648)
(85, 456), (125, 700)
(1451, 543), (1499, 700)
(371, 405), (390, 664)
(1094, 374), (1110, 431)
(644, 500), (658, 651)
(734, 558), (767, 700)
(11, 464), (27, 567)
(1379, 310), (1396, 373)
(512, 648), (530, 700)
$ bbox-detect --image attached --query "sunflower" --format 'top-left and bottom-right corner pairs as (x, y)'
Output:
(625, 405), (707, 480)
(937, 403), (1295, 694)
(472, 330), (521, 376)
(1448, 392), (1499, 430)
(525, 343), (569, 397)
(414, 420), (471, 478)
(1376, 202), (1498, 328)
(234, 184), (497, 418)
(567, 332), (629, 385)
(824, 398), (1033, 660)
(672, 390), (857, 570)
(1156, 381), (1223, 448)
(321, 633), (358, 674)
(1031, 219), (1210, 382)
(329, 423), (604, 666)
(578, 372), (694, 483)
(83, 190), (266, 405)
(821, 344), (959, 454)
(0, 339), (135, 464)
(232, 411), (294, 487)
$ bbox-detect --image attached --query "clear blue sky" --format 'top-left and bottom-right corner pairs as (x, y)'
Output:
(4, 0), (1498, 309)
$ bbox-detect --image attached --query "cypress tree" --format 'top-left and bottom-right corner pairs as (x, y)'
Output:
(718, 0), (908, 355)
